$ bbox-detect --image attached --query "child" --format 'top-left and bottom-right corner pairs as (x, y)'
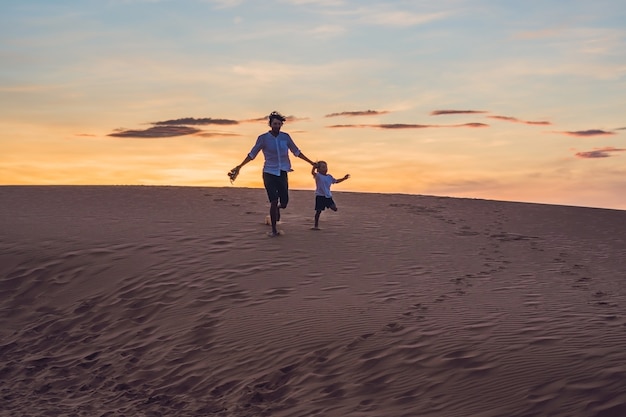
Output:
(311, 161), (350, 230)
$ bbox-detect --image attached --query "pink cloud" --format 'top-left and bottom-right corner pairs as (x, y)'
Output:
(575, 147), (626, 158)
(378, 123), (432, 129)
(556, 129), (616, 137)
(244, 115), (308, 123)
(154, 117), (238, 126)
(454, 123), (489, 128)
(487, 115), (551, 125)
(327, 124), (431, 129)
(431, 110), (488, 116)
(109, 125), (201, 138)
(325, 110), (390, 117)
(327, 123), (489, 129)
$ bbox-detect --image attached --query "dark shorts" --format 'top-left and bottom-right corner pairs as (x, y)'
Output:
(315, 195), (336, 211)
(263, 171), (289, 207)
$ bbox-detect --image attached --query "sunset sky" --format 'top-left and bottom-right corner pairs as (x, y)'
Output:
(2, 0), (625, 210)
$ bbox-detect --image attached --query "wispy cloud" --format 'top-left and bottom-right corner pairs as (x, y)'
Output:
(204, 0), (244, 9)
(487, 115), (551, 126)
(359, 10), (449, 27)
(575, 147), (626, 159)
(431, 110), (488, 116)
(108, 126), (201, 138)
(555, 129), (616, 137)
(459, 123), (489, 128)
(244, 115), (308, 123)
(280, 0), (344, 5)
(327, 123), (488, 129)
(513, 26), (625, 56)
(376, 124), (431, 129)
(325, 110), (389, 117)
(514, 26), (570, 40)
(308, 24), (347, 38)
(108, 116), (239, 138)
(327, 124), (427, 129)
(154, 117), (238, 126)
(307, 4), (450, 27)
(0, 84), (58, 93)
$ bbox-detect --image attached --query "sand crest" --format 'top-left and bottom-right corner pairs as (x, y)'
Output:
(1, 186), (626, 417)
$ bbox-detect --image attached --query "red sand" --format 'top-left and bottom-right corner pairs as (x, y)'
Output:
(1, 186), (626, 417)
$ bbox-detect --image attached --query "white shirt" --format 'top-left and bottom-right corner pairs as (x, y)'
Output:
(314, 173), (337, 198)
(248, 131), (301, 176)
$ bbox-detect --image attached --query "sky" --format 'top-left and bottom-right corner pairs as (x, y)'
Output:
(2, 0), (626, 210)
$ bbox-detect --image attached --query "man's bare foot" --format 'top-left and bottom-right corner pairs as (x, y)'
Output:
(311, 227), (320, 230)
(267, 230), (283, 237)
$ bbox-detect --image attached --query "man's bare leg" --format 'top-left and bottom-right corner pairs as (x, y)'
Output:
(269, 200), (280, 235)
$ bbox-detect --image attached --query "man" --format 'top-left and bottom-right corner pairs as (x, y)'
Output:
(229, 111), (317, 236)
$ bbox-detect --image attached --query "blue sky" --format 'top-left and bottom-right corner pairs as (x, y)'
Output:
(2, 0), (625, 209)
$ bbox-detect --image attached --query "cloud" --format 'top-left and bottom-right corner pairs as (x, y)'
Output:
(378, 124), (432, 129)
(575, 147), (626, 159)
(327, 124), (429, 129)
(513, 26), (625, 56)
(154, 117), (238, 126)
(361, 10), (449, 27)
(325, 110), (389, 117)
(556, 129), (616, 137)
(431, 110), (488, 116)
(107, 116), (241, 139)
(244, 115), (308, 123)
(431, 111), (550, 126)
(281, 0), (344, 5)
(280, 2), (449, 27)
(108, 125), (201, 138)
(327, 123), (489, 129)
(514, 27), (569, 40)
(308, 25), (347, 38)
(205, 0), (244, 8)
(457, 123), (489, 128)
(616, 127), (626, 131)
(487, 115), (551, 125)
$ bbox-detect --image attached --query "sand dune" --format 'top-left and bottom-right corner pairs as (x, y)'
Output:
(1, 186), (626, 417)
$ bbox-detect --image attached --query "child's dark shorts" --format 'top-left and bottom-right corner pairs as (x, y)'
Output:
(315, 195), (336, 211)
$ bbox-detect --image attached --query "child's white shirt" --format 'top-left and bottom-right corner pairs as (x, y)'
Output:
(314, 173), (337, 198)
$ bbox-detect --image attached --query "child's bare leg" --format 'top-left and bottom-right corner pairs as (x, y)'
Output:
(312, 210), (321, 230)
(330, 204), (337, 212)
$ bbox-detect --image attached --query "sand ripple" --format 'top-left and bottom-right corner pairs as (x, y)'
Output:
(1, 186), (626, 416)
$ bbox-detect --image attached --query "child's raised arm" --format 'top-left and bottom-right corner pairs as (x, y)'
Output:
(336, 174), (350, 183)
